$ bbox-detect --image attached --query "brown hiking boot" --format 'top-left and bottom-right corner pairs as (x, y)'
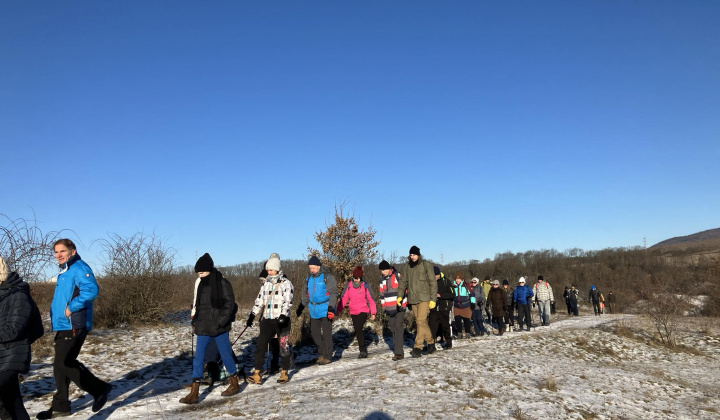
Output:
(392, 353), (404, 361)
(277, 370), (289, 383)
(316, 357), (331, 365)
(179, 381), (200, 404)
(246, 369), (262, 385)
(499, 328), (505, 336)
(221, 374), (240, 396)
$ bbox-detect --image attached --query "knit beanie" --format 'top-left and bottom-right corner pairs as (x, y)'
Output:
(194, 253), (214, 272)
(308, 255), (322, 266)
(538, 275), (544, 281)
(409, 245), (420, 256)
(492, 280), (500, 285)
(352, 266), (364, 278)
(0, 257), (10, 283)
(433, 266), (441, 276)
(502, 279), (509, 286)
(265, 253), (281, 271)
(379, 260), (391, 270)
(484, 275), (491, 281)
(518, 276), (526, 284)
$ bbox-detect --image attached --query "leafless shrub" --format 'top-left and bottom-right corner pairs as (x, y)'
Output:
(93, 232), (182, 327)
(510, 404), (530, 420)
(643, 292), (691, 348)
(1, 213), (67, 282)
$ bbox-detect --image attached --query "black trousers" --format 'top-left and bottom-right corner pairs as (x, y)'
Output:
(0, 370), (29, 420)
(517, 304), (532, 329)
(454, 316), (473, 335)
(351, 313), (369, 353)
(503, 305), (514, 327)
(310, 318), (333, 359)
(254, 319), (291, 371)
(429, 309), (451, 341)
(51, 329), (108, 413)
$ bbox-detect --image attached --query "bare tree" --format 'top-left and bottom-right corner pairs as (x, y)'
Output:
(0, 213), (66, 282)
(307, 203), (379, 284)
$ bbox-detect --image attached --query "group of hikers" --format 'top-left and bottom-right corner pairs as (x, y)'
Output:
(0, 241), (615, 418)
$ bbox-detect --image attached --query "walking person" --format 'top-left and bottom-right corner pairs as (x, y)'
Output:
(0, 257), (35, 420)
(533, 275), (555, 326)
(246, 253), (294, 384)
(468, 277), (490, 336)
(451, 274), (474, 339)
(378, 261), (407, 360)
(501, 280), (515, 332)
(607, 291), (616, 314)
(296, 256), (337, 365)
(37, 239), (111, 419)
(567, 285), (579, 316)
(589, 286), (603, 316)
(337, 266), (377, 358)
(480, 276), (493, 322)
(180, 253), (240, 404)
(513, 277), (534, 332)
(257, 267), (280, 374)
(397, 246), (437, 358)
(563, 286), (572, 315)
(486, 280), (507, 335)
(428, 266), (454, 350)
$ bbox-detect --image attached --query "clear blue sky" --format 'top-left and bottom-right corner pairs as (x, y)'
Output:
(2, 1), (719, 272)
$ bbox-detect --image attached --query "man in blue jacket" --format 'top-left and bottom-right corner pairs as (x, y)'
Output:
(37, 239), (111, 419)
(513, 277), (534, 332)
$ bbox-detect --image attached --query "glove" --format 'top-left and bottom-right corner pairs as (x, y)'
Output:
(246, 313), (255, 328)
(277, 314), (289, 329)
(327, 310), (335, 320)
(428, 301), (436, 310)
(397, 297), (403, 305)
(295, 303), (305, 317)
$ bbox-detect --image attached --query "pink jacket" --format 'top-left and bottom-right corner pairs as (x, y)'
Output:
(337, 281), (377, 316)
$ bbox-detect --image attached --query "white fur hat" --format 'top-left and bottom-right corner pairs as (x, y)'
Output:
(265, 253), (281, 271)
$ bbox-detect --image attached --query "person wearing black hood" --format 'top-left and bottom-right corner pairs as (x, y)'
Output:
(428, 266), (454, 350)
(180, 253), (240, 404)
(0, 257), (33, 420)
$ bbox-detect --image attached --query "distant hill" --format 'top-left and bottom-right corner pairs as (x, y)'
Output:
(649, 229), (720, 263)
(650, 228), (720, 249)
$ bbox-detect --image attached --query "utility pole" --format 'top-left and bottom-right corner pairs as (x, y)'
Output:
(441, 253), (444, 265)
(643, 237), (647, 249)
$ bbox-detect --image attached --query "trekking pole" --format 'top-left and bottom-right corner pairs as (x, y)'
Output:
(191, 324), (194, 359)
(231, 325), (249, 347)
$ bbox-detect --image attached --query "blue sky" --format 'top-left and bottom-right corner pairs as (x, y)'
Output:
(2, 1), (719, 272)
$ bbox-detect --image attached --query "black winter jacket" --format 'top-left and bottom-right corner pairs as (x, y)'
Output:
(0, 272), (32, 373)
(434, 274), (455, 312)
(192, 269), (236, 337)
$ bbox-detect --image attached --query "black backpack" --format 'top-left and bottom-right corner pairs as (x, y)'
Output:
(26, 295), (45, 344)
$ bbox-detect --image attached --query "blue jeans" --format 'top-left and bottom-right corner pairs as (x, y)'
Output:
(193, 332), (236, 379)
(471, 309), (488, 334)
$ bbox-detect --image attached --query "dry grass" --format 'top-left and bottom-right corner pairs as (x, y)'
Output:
(510, 403), (530, 420)
(541, 374), (558, 392)
(469, 387), (496, 399)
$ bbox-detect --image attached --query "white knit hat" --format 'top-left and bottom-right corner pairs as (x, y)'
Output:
(265, 253), (281, 271)
(0, 257), (10, 283)
(518, 276), (526, 284)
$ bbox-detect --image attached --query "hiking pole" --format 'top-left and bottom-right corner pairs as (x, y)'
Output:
(191, 324), (194, 360)
(231, 325), (249, 347)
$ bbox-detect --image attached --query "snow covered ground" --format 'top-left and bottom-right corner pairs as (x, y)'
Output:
(21, 312), (720, 419)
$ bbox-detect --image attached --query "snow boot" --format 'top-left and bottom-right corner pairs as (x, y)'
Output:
(445, 338), (452, 349)
(277, 370), (289, 383)
(221, 374), (240, 396)
(247, 369), (262, 385)
(498, 328), (505, 336)
(426, 344), (436, 355)
(358, 351), (368, 359)
(179, 381), (200, 404)
(410, 348), (422, 358)
(508, 325), (513, 332)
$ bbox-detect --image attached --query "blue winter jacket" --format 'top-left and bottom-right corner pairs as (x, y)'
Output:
(50, 254), (99, 331)
(301, 271), (338, 320)
(513, 285), (534, 305)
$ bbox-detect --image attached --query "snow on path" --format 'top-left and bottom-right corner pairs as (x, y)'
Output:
(21, 314), (720, 419)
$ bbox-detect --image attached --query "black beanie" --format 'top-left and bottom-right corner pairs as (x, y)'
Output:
(409, 245), (420, 256)
(433, 266), (440, 276)
(194, 253), (214, 272)
(502, 279), (509, 286)
(538, 275), (544, 280)
(379, 260), (391, 270)
(308, 255), (322, 266)
(484, 275), (491, 281)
